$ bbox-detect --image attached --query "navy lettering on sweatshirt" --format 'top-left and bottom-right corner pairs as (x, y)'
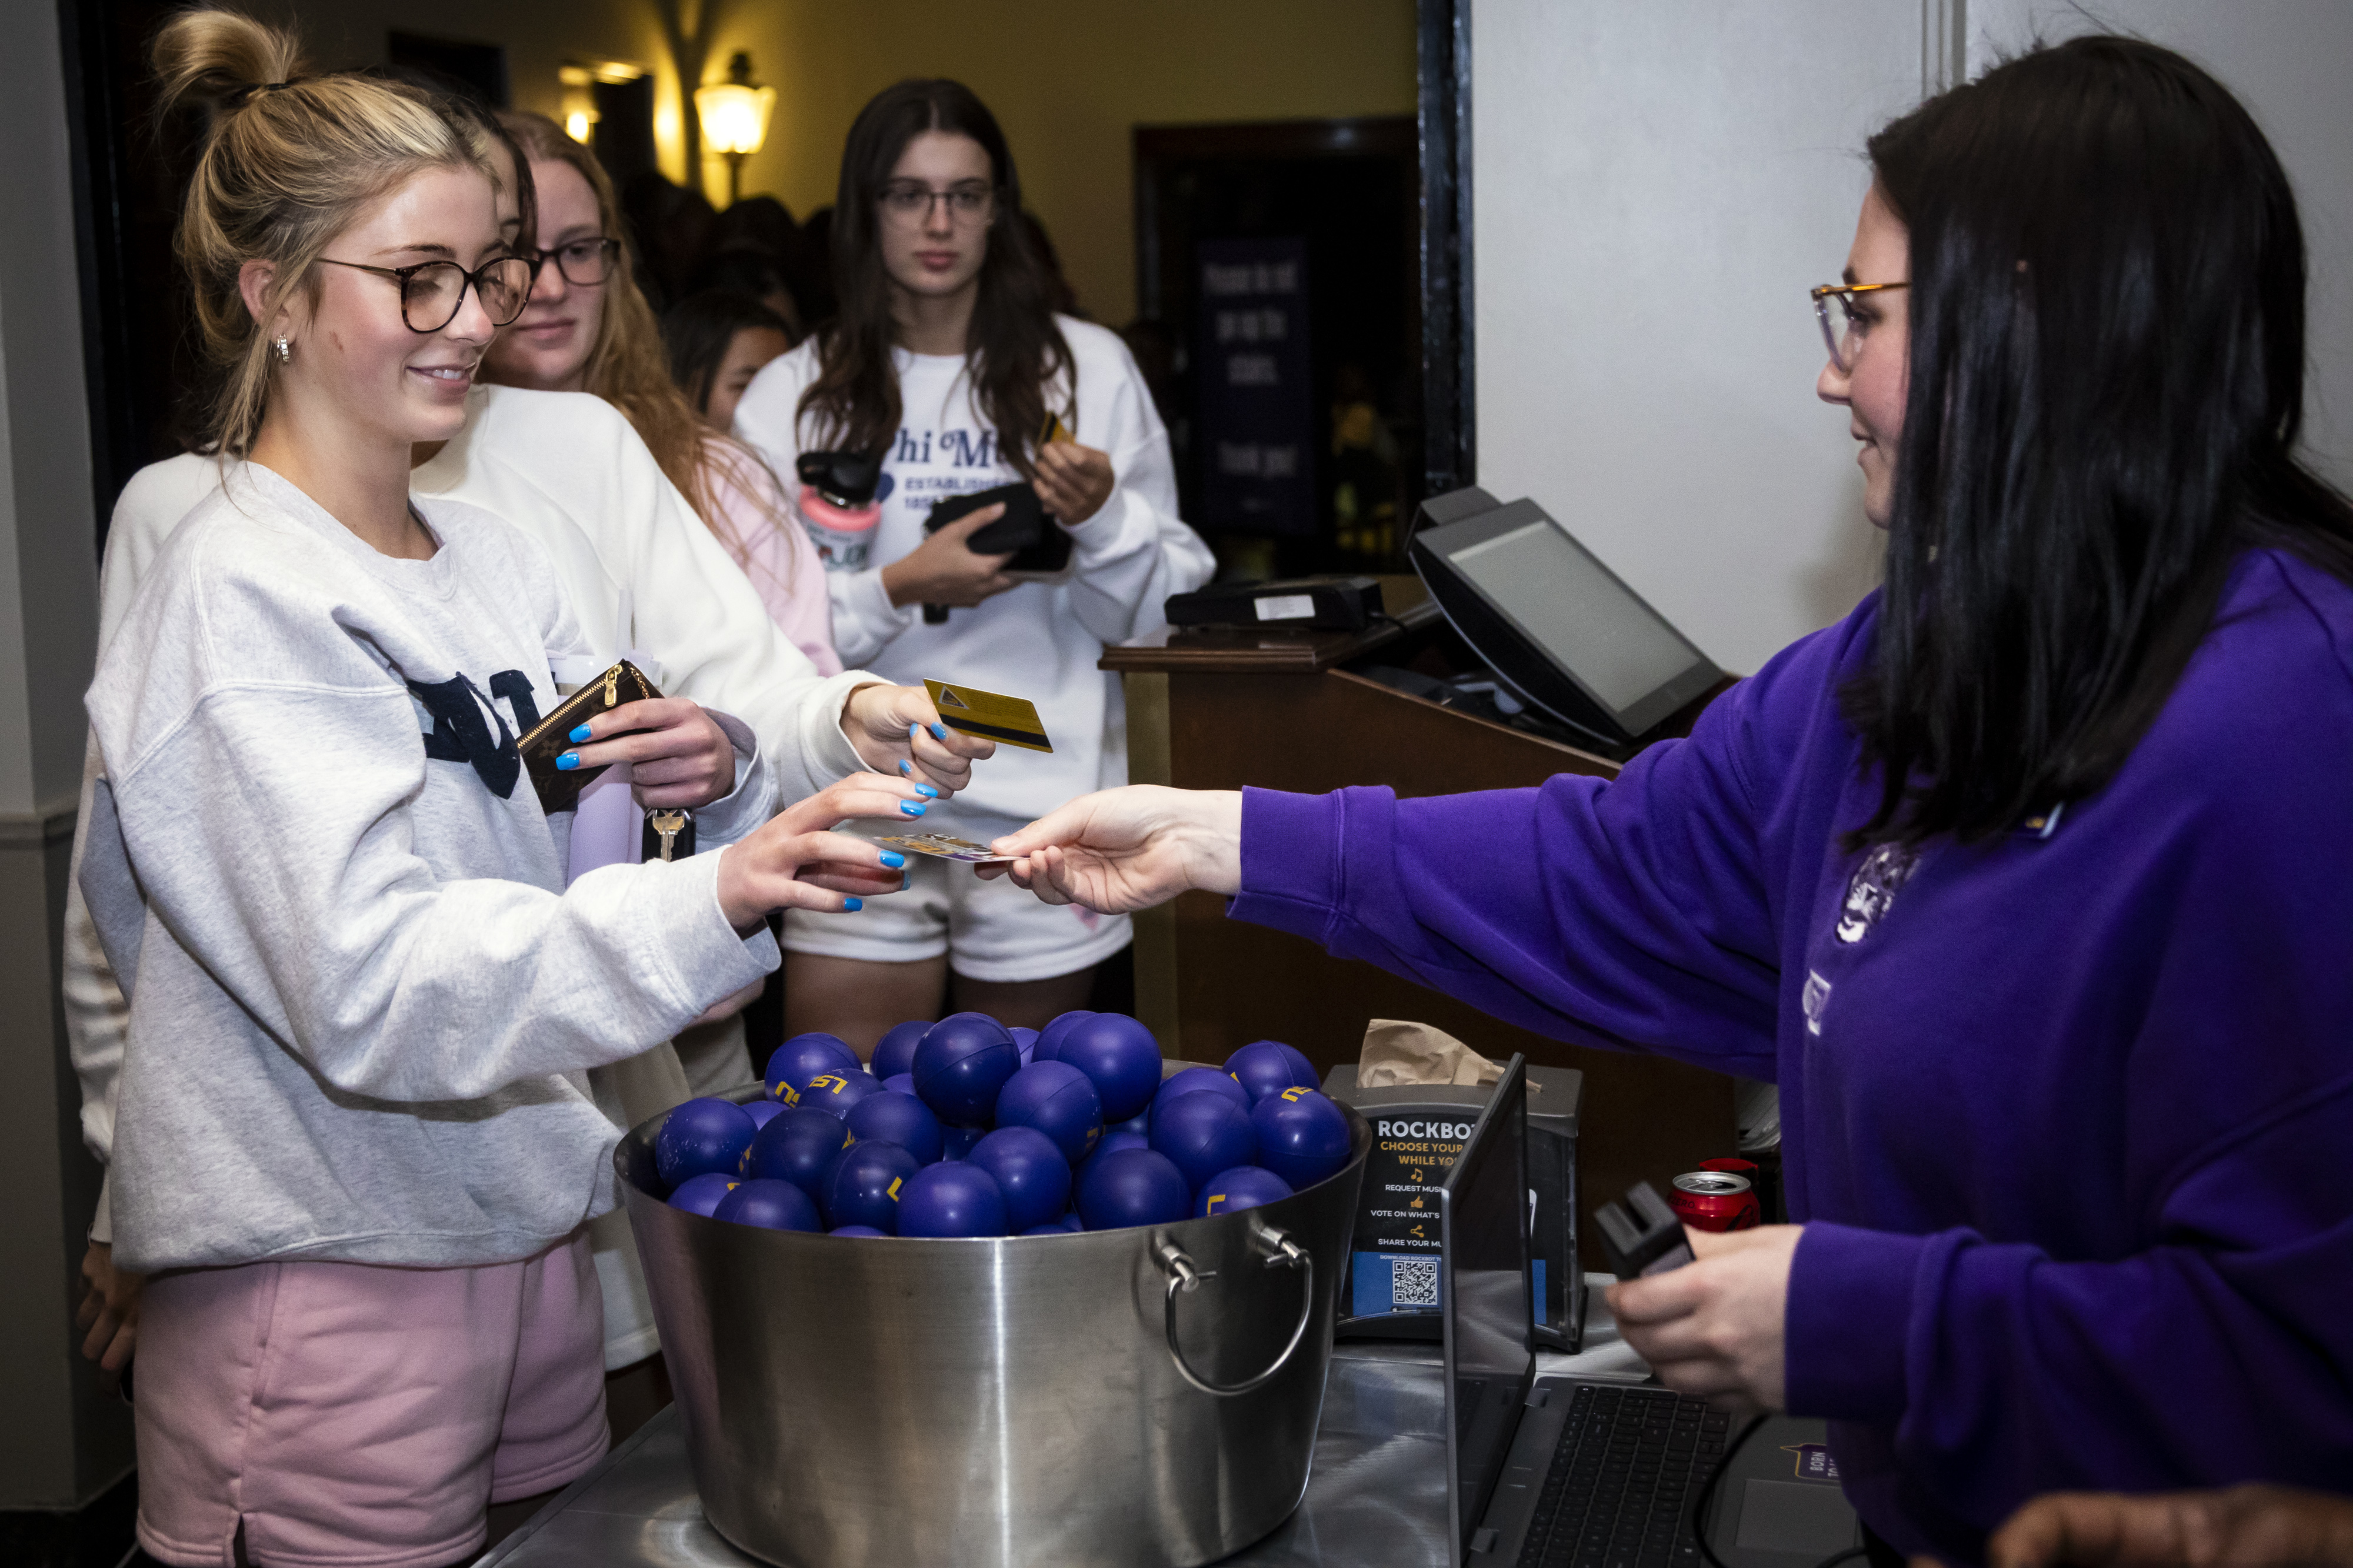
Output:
(408, 672), (527, 799)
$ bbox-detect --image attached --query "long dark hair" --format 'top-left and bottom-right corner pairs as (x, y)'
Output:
(796, 79), (1071, 478)
(1845, 34), (2353, 846)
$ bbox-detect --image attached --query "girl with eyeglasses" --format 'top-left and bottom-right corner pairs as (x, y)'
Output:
(484, 114), (842, 682)
(986, 37), (2353, 1563)
(76, 15), (930, 1563)
(734, 80), (1215, 1050)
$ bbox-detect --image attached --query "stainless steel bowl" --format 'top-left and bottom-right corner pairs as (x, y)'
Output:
(618, 1084), (1371, 1567)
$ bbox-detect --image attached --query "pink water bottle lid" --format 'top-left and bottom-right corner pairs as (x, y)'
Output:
(799, 485), (881, 533)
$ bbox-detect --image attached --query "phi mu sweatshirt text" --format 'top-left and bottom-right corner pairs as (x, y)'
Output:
(79, 465), (778, 1273)
(1230, 549), (2353, 1562)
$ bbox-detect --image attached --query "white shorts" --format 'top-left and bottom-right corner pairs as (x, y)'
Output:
(781, 811), (1131, 983)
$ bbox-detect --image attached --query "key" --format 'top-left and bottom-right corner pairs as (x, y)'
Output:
(650, 810), (687, 862)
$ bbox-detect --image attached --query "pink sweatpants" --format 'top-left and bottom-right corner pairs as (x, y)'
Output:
(134, 1230), (609, 1568)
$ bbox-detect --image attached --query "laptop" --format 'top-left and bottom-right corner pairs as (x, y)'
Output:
(1443, 1057), (1864, 1568)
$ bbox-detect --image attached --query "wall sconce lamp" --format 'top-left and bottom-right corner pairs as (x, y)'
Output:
(695, 52), (775, 206)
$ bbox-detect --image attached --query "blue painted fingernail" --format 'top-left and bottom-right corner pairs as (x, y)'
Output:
(568, 723), (593, 743)
(556, 751), (580, 770)
(897, 759), (912, 775)
(928, 722), (948, 740)
(841, 897), (863, 913)
(915, 783), (940, 799)
(901, 873), (911, 890)
(899, 800), (926, 817)
(908, 722), (922, 739)
(879, 850), (906, 869)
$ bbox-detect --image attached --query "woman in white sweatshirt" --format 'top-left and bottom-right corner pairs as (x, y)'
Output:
(735, 79), (1215, 1049)
(81, 17), (926, 1564)
(66, 95), (990, 1417)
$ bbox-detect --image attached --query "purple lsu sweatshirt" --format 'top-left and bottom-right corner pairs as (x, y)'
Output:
(1232, 549), (2353, 1561)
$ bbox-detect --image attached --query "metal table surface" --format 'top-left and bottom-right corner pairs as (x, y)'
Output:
(479, 1279), (1649, 1568)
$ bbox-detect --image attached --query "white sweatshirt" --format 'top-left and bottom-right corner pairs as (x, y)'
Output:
(734, 316), (1215, 824)
(69, 385), (871, 1187)
(80, 466), (776, 1272)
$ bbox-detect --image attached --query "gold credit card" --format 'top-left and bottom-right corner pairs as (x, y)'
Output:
(1040, 410), (1074, 445)
(925, 679), (1052, 753)
(878, 832), (1016, 864)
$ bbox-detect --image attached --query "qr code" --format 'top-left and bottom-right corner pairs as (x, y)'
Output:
(1390, 1256), (1439, 1308)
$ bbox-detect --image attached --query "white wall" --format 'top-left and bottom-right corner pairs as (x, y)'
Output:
(1472, 1), (2353, 675)
(1968, 1), (2353, 485)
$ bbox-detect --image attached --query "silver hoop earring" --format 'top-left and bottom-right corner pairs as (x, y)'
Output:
(274, 337), (291, 365)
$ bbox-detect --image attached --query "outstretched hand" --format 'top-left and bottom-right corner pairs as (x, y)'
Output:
(715, 772), (935, 930)
(978, 786), (1244, 913)
(1972, 1484), (2353, 1568)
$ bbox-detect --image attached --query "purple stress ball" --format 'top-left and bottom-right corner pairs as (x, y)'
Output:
(897, 1162), (1009, 1238)
(766, 1032), (861, 1103)
(1193, 1166), (1294, 1219)
(1225, 1040), (1320, 1105)
(1032, 1010), (1095, 1064)
(668, 1172), (738, 1217)
(1076, 1147), (1191, 1232)
(829, 1225), (888, 1237)
(1086, 1129), (1149, 1166)
(821, 1140), (922, 1233)
(883, 1072), (917, 1097)
(803, 1069), (886, 1122)
(712, 1177), (822, 1232)
(845, 1090), (945, 1166)
(743, 1100), (785, 1132)
(1108, 1110), (1150, 1140)
(655, 1097), (759, 1190)
(1020, 1222), (1075, 1237)
(968, 1126), (1074, 1233)
(1151, 1066), (1251, 1131)
(993, 1061), (1104, 1165)
(1059, 1210), (1087, 1232)
(912, 1013), (1022, 1126)
(1251, 1088), (1352, 1190)
(742, 1103), (854, 1196)
(1056, 1013), (1163, 1123)
(871, 1019), (931, 1082)
(1150, 1092), (1258, 1192)
(941, 1123), (986, 1162)
(1012, 1026), (1039, 1066)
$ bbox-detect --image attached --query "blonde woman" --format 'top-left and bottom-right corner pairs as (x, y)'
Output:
(85, 15), (924, 1563)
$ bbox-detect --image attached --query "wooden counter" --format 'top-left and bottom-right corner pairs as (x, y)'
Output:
(1107, 578), (1739, 1263)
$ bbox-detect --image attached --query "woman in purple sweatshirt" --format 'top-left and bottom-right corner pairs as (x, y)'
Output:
(985, 36), (2353, 1565)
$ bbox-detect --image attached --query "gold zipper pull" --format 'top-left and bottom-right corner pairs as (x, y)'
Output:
(604, 665), (619, 708)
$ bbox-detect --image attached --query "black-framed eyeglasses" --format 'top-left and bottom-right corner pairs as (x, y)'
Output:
(878, 180), (996, 229)
(318, 255), (534, 332)
(523, 236), (624, 288)
(1810, 281), (1909, 372)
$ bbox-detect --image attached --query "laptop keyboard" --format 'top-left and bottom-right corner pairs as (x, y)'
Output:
(1514, 1384), (1731, 1568)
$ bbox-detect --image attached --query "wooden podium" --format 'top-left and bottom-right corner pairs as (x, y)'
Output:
(1104, 578), (1741, 1263)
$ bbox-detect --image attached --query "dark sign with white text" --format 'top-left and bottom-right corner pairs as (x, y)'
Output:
(1194, 236), (1314, 536)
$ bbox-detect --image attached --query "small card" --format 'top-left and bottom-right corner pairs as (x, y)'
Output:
(925, 679), (1053, 753)
(1040, 409), (1074, 445)
(879, 832), (1018, 864)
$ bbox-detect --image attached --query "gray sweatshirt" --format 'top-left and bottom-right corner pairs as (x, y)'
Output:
(79, 465), (777, 1272)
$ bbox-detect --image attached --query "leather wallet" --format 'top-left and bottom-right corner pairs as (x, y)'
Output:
(517, 659), (663, 813)
(925, 482), (1073, 573)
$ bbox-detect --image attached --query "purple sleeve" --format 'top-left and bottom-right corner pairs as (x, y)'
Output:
(1228, 626), (1852, 1077)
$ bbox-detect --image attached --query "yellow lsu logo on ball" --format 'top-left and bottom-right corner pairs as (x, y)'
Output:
(1204, 1192), (1229, 1214)
(886, 1176), (905, 1203)
(809, 1075), (847, 1095)
(1279, 1087), (1312, 1102)
(778, 1084), (801, 1106)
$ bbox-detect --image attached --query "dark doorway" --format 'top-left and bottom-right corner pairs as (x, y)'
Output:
(387, 31), (509, 108)
(1134, 116), (1421, 580)
(591, 75), (659, 189)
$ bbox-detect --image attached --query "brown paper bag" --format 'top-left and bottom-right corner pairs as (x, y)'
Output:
(1357, 1019), (1505, 1088)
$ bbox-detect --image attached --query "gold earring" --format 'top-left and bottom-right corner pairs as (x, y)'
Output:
(274, 337), (291, 364)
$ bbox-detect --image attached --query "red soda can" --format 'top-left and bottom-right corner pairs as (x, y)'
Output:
(1699, 1156), (1758, 1182)
(1669, 1169), (1762, 1232)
